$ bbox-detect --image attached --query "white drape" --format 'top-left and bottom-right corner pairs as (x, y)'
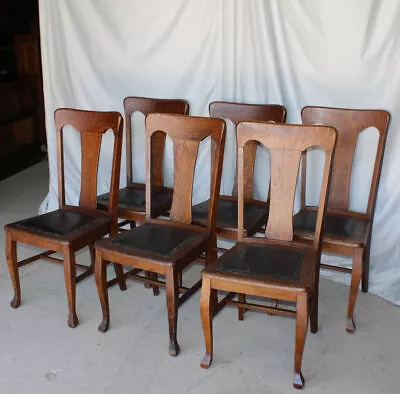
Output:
(39, 0), (400, 304)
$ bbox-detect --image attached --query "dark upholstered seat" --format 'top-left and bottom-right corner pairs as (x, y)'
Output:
(97, 185), (172, 213)
(7, 208), (111, 239)
(294, 209), (368, 246)
(215, 243), (305, 282)
(192, 198), (268, 235)
(98, 222), (207, 259)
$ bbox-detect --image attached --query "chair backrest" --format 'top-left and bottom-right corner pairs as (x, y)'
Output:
(145, 114), (226, 232)
(54, 108), (123, 219)
(124, 97), (189, 187)
(236, 122), (337, 250)
(301, 106), (390, 217)
(209, 101), (286, 199)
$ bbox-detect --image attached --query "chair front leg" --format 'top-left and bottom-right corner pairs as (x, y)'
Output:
(63, 247), (78, 328)
(310, 264), (320, 334)
(200, 277), (215, 369)
(88, 244), (96, 274)
(165, 269), (180, 356)
(362, 240), (371, 294)
(6, 232), (21, 309)
(238, 293), (246, 321)
(95, 251), (111, 333)
(205, 236), (218, 311)
(150, 272), (160, 296)
(113, 263), (127, 291)
(294, 291), (308, 389)
(346, 247), (363, 333)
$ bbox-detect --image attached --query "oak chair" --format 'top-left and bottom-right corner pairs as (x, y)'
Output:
(293, 106), (390, 333)
(95, 113), (226, 356)
(200, 121), (337, 389)
(97, 97), (189, 229)
(192, 101), (286, 243)
(98, 97), (188, 291)
(5, 108), (126, 327)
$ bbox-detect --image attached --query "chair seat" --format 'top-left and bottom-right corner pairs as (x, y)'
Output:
(218, 242), (305, 278)
(97, 222), (207, 260)
(97, 185), (172, 213)
(294, 209), (368, 246)
(6, 208), (111, 239)
(192, 197), (268, 235)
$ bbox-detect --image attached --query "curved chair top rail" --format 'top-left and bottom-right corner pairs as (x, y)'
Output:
(301, 106), (390, 214)
(236, 121), (337, 249)
(209, 101), (286, 124)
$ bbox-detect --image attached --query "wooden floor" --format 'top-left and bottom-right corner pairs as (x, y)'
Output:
(0, 161), (399, 393)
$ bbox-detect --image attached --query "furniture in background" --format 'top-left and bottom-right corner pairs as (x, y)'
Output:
(94, 113), (226, 356)
(14, 33), (46, 146)
(97, 97), (189, 291)
(191, 101), (286, 319)
(294, 106), (390, 333)
(0, 80), (42, 179)
(192, 101), (286, 246)
(98, 97), (189, 228)
(5, 109), (126, 327)
(200, 121), (336, 389)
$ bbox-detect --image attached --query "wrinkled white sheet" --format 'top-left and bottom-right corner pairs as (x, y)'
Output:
(39, 0), (400, 304)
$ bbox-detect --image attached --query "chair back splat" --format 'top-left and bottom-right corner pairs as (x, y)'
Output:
(210, 101), (286, 199)
(124, 97), (189, 187)
(145, 114), (226, 231)
(301, 107), (390, 215)
(237, 122), (337, 250)
(54, 108), (123, 222)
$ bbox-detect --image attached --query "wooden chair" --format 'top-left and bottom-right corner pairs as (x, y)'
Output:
(5, 108), (126, 328)
(192, 101), (286, 244)
(200, 121), (337, 389)
(293, 106), (390, 333)
(95, 113), (226, 356)
(97, 97), (189, 228)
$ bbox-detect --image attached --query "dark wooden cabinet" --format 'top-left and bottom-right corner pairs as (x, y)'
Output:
(0, 80), (43, 180)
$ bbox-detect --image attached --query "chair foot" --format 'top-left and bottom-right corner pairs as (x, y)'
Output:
(310, 324), (318, 334)
(200, 353), (212, 369)
(168, 340), (180, 357)
(346, 317), (355, 333)
(68, 311), (78, 328)
(10, 295), (21, 309)
(153, 286), (160, 296)
(293, 371), (305, 389)
(98, 319), (110, 333)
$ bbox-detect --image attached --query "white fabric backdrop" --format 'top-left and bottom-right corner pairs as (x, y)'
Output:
(39, 0), (400, 304)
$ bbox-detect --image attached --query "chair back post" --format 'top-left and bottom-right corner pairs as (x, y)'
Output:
(237, 121), (337, 251)
(124, 97), (189, 187)
(206, 122), (227, 234)
(301, 106), (390, 216)
(145, 114), (226, 228)
(54, 108), (124, 234)
(209, 101), (286, 200)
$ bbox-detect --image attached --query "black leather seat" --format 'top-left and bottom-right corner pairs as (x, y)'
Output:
(192, 198), (268, 236)
(97, 186), (172, 213)
(294, 209), (368, 246)
(215, 243), (306, 282)
(7, 208), (111, 239)
(97, 222), (207, 259)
